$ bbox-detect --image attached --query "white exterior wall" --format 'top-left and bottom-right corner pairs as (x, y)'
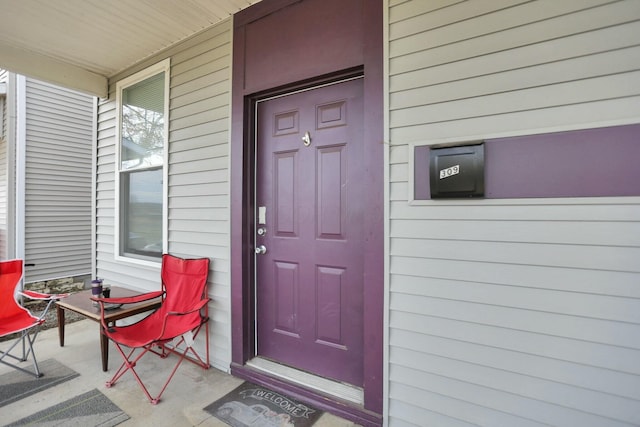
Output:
(0, 71), (92, 269)
(96, 21), (233, 370)
(23, 78), (94, 281)
(386, 1), (640, 426)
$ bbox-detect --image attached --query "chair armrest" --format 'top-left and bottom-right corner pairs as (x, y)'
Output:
(158, 298), (209, 340)
(92, 290), (164, 333)
(19, 290), (69, 301)
(167, 298), (210, 316)
(90, 290), (164, 305)
(19, 290), (69, 322)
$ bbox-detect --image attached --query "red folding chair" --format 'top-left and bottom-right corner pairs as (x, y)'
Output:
(92, 254), (210, 404)
(0, 259), (69, 377)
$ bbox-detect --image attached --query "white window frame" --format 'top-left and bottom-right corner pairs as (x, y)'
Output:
(114, 59), (170, 266)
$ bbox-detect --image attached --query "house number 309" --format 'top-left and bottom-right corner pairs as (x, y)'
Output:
(439, 165), (460, 179)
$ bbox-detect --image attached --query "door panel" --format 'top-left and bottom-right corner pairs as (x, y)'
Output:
(256, 78), (364, 386)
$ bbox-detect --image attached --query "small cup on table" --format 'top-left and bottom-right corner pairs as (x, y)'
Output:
(91, 279), (103, 306)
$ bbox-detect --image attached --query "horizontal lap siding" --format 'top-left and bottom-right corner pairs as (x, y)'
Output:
(387, 1), (640, 426)
(95, 21), (232, 370)
(24, 79), (93, 281)
(168, 21), (231, 370)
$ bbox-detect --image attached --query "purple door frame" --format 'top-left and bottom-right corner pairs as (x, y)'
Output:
(229, 1), (383, 425)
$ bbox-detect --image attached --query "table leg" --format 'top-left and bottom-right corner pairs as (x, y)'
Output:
(57, 305), (65, 347)
(100, 326), (109, 372)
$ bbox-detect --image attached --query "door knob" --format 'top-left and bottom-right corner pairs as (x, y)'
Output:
(255, 245), (267, 255)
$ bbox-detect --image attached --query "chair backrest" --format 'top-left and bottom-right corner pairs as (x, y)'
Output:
(160, 254), (210, 314)
(0, 260), (25, 319)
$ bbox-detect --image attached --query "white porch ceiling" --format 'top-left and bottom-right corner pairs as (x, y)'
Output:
(0, 0), (262, 97)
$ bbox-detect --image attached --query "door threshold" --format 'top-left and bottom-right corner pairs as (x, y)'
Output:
(246, 357), (364, 405)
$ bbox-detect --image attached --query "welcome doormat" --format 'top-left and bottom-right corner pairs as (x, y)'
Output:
(5, 388), (129, 427)
(204, 382), (323, 427)
(0, 358), (79, 408)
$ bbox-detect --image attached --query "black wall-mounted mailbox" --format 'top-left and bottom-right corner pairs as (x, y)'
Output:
(430, 143), (485, 198)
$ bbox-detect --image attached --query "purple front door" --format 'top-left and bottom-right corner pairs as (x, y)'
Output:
(255, 78), (364, 386)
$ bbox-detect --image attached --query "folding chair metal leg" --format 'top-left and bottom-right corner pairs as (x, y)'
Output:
(157, 322), (210, 369)
(106, 341), (195, 405)
(0, 331), (42, 377)
(106, 325), (210, 405)
(106, 344), (160, 403)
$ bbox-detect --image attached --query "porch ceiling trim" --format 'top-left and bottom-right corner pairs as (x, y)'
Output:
(0, 42), (107, 98)
(0, 0), (262, 97)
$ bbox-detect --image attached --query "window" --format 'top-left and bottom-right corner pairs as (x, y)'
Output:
(116, 60), (169, 261)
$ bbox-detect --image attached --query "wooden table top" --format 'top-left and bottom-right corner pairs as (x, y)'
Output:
(56, 286), (162, 322)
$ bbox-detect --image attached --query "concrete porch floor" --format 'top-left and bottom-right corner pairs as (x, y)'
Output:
(0, 319), (360, 426)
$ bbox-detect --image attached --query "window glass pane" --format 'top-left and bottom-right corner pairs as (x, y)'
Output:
(122, 168), (162, 257)
(121, 72), (164, 170)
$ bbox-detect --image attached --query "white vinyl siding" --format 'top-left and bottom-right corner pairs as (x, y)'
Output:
(386, 1), (640, 426)
(23, 78), (93, 281)
(96, 20), (232, 370)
